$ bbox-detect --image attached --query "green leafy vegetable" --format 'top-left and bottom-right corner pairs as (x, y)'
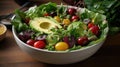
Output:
(67, 21), (87, 38)
(26, 2), (57, 19)
(57, 4), (68, 19)
(12, 9), (29, 32)
(25, 6), (38, 19)
(84, 0), (120, 35)
(46, 28), (69, 46)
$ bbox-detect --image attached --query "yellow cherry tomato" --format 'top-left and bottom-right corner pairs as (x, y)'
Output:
(63, 19), (71, 26)
(55, 42), (69, 51)
(54, 16), (61, 22)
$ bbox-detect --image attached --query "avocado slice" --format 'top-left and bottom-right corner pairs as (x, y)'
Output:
(29, 17), (62, 34)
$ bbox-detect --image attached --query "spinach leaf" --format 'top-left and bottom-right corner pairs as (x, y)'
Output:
(12, 9), (29, 32)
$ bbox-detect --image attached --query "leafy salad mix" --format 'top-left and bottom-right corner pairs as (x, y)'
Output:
(84, 0), (120, 35)
(12, 2), (108, 51)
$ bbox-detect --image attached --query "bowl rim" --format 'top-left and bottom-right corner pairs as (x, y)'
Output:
(12, 5), (108, 53)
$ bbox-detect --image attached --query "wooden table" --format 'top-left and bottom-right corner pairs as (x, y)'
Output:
(0, 0), (120, 67)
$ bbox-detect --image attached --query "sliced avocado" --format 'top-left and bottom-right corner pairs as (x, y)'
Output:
(29, 17), (62, 34)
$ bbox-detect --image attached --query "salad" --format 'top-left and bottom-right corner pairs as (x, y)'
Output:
(12, 2), (108, 51)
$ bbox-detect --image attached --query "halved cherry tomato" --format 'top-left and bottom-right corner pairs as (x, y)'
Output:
(88, 22), (95, 29)
(89, 25), (99, 35)
(67, 8), (76, 15)
(54, 16), (61, 22)
(55, 42), (69, 51)
(63, 19), (71, 26)
(26, 39), (36, 46)
(71, 15), (79, 21)
(34, 40), (46, 49)
(77, 36), (88, 46)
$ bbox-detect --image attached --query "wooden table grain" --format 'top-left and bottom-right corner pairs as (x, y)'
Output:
(0, 0), (120, 67)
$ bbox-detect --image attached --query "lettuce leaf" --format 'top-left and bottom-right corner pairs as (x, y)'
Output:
(26, 2), (57, 19)
(67, 21), (87, 38)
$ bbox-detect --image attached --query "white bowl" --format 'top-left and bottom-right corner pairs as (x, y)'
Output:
(12, 26), (107, 64)
(12, 5), (108, 64)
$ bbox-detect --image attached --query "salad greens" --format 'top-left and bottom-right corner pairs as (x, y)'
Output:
(12, 2), (108, 51)
(26, 2), (57, 19)
(84, 0), (120, 35)
(12, 9), (29, 32)
(67, 21), (87, 38)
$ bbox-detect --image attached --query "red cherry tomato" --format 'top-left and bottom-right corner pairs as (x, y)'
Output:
(34, 40), (46, 49)
(77, 36), (88, 46)
(71, 15), (79, 21)
(67, 8), (76, 15)
(88, 23), (95, 28)
(26, 39), (36, 46)
(89, 25), (99, 35)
